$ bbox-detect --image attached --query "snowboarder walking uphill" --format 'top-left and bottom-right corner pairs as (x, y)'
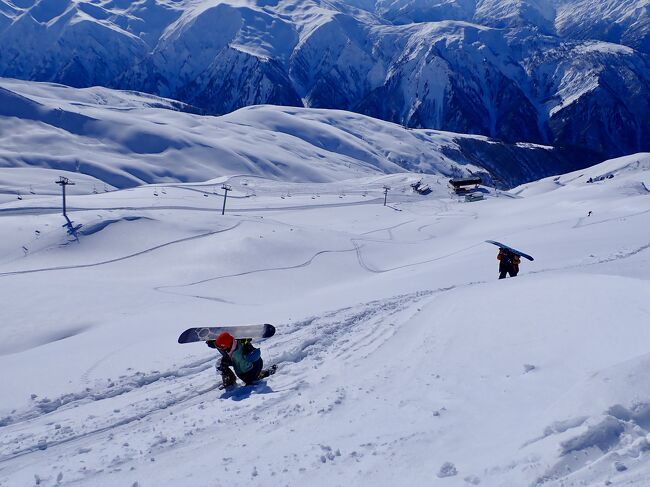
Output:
(206, 332), (274, 388)
(497, 248), (521, 279)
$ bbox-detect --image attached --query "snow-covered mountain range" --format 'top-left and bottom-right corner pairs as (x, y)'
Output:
(0, 0), (647, 162)
(0, 78), (589, 189)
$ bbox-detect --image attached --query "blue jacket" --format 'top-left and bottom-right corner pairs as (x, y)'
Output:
(216, 339), (261, 377)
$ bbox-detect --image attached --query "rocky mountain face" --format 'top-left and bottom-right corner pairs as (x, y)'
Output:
(0, 0), (647, 162)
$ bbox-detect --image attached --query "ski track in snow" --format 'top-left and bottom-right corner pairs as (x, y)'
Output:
(0, 267), (491, 481)
(4, 179), (644, 284)
(0, 358), (218, 459)
(572, 206), (650, 229)
(155, 216), (474, 303)
(0, 223), (242, 278)
(155, 249), (356, 293)
(359, 219), (416, 238)
(0, 290), (440, 484)
(352, 238), (485, 274)
(529, 241), (650, 276)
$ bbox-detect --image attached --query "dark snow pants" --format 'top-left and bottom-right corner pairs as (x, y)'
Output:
(499, 266), (518, 279)
(237, 359), (264, 385)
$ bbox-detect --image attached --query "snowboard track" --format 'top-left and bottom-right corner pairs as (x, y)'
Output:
(0, 289), (450, 477)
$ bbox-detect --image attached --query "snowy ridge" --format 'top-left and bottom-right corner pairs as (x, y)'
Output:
(1, 152), (650, 486)
(0, 78), (589, 189)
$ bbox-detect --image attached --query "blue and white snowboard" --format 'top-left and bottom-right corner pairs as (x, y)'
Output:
(485, 240), (534, 261)
(178, 324), (276, 344)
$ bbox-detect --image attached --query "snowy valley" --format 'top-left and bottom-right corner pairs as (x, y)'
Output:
(0, 77), (649, 486)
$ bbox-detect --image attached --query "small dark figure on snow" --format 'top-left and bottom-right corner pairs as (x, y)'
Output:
(497, 248), (521, 279)
(206, 332), (274, 388)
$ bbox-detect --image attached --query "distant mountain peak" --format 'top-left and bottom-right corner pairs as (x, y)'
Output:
(0, 0), (647, 160)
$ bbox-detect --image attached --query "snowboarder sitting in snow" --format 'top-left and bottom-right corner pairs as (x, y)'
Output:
(497, 248), (520, 279)
(206, 332), (273, 388)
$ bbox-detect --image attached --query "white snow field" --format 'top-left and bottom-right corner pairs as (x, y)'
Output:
(1, 149), (650, 487)
(0, 76), (482, 188)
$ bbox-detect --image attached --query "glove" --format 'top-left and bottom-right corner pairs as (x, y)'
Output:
(206, 340), (217, 349)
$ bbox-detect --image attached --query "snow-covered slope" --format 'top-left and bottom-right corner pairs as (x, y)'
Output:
(0, 78), (589, 189)
(0, 152), (649, 486)
(554, 0), (650, 53)
(375, 0), (649, 52)
(0, 0), (647, 160)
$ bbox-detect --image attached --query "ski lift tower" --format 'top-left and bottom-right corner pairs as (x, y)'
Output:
(383, 185), (390, 206)
(221, 184), (232, 215)
(56, 176), (75, 219)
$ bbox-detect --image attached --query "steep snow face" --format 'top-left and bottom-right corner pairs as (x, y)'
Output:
(474, 0), (556, 32)
(1, 152), (650, 487)
(555, 0), (650, 53)
(519, 38), (650, 157)
(357, 22), (545, 143)
(0, 1), (149, 88)
(135, 1), (303, 110)
(289, 15), (382, 108)
(374, 0), (650, 49)
(374, 0), (557, 31)
(374, 0), (476, 23)
(0, 0), (647, 161)
(0, 78), (588, 189)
